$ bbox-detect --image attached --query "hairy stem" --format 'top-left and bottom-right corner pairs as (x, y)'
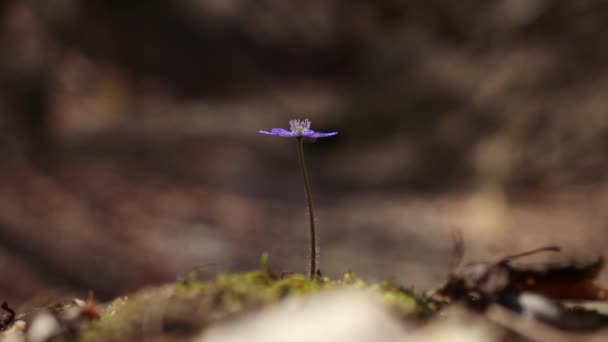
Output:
(296, 137), (317, 279)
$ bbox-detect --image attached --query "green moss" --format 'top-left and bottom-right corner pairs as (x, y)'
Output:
(76, 259), (432, 341)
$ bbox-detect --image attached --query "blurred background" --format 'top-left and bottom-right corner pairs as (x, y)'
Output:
(2, 0), (608, 307)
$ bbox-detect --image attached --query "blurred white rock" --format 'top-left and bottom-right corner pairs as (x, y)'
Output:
(194, 290), (499, 342)
(408, 306), (501, 342)
(27, 311), (59, 342)
(196, 289), (406, 342)
(2, 320), (26, 342)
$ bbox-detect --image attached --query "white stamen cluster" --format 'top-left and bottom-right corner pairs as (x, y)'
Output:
(289, 119), (311, 135)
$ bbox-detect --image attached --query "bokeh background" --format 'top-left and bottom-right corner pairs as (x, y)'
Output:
(2, 0), (608, 307)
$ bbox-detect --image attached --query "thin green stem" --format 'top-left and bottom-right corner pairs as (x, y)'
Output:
(295, 137), (317, 279)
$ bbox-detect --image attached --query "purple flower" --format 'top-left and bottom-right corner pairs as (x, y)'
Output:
(260, 119), (338, 139)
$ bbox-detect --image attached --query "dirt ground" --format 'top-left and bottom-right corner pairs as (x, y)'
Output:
(2, 143), (607, 309)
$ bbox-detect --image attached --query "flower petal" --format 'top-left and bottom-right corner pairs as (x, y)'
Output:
(303, 131), (339, 138)
(259, 128), (299, 137)
(272, 128), (299, 137)
(270, 128), (292, 134)
(260, 124), (338, 139)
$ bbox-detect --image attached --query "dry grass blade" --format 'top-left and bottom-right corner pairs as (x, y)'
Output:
(449, 227), (464, 273)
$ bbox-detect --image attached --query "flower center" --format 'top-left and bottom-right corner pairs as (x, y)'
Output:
(289, 119), (311, 135)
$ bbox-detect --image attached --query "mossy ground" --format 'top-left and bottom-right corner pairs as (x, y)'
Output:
(38, 257), (434, 341)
